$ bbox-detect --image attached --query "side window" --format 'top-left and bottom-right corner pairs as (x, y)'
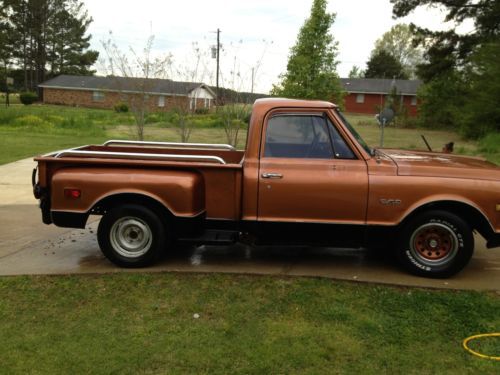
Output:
(264, 115), (333, 159)
(327, 118), (356, 159)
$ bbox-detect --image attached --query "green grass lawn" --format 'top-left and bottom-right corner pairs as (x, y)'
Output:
(0, 274), (499, 374)
(0, 104), (498, 165)
(1, 105), (499, 373)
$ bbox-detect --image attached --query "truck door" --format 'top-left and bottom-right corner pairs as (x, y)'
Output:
(257, 111), (369, 245)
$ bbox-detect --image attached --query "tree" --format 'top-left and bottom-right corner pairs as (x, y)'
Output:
(348, 65), (364, 78)
(47, 0), (98, 76)
(417, 70), (468, 130)
(2, 0), (98, 93)
(172, 104), (194, 143)
(218, 103), (251, 147)
(391, 0), (500, 81)
(391, 0), (500, 138)
(101, 34), (172, 141)
(385, 85), (409, 127)
(271, 0), (343, 103)
(364, 49), (408, 79)
(0, 2), (14, 94)
(460, 41), (500, 138)
(373, 24), (423, 78)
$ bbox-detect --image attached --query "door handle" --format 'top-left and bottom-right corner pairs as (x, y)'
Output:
(261, 172), (283, 179)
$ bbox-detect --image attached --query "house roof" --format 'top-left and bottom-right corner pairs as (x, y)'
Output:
(39, 74), (215, 97)
(214, 86), (269, 104)
(340, 78), (421, 96)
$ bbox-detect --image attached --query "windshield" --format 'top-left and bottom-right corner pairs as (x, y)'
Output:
(335, 109), (372, 155)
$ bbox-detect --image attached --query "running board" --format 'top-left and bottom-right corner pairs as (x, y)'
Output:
(178, 230), (239, 245)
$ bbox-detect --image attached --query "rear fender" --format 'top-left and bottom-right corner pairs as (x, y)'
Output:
(50, 167), (205, 217)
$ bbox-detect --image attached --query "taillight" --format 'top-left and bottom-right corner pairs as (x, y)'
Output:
(64, 188), (81, 199)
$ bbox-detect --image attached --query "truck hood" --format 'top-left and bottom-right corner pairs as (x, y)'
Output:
(379, 149), (500, 181)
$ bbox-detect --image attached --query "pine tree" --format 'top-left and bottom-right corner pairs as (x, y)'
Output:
(2, 0), (98, 92)
(0, 2), (14, 93)
(391, 0), (500, 138)
(391, 0), (500, 81)
(271, 0), (343, 103)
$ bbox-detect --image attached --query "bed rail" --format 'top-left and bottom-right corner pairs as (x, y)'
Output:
(102, 139), (236, 151)
(51, 149), (226, 164)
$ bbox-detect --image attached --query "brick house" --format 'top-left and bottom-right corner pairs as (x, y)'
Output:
(39, 75), (217, 112)
(340, 78), (421, 116)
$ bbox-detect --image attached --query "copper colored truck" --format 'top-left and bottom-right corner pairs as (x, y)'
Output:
(33, 99), (500, 278)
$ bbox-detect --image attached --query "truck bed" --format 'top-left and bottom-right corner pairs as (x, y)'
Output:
(43, 140), (245, 165)
(35, 140), (245, 220)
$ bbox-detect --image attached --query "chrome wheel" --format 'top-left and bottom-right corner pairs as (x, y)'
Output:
(409, 222), (459, 267)
(109, 216), (153, 258)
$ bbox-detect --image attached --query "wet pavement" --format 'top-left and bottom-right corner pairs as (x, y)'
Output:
(1, 159), (499, 291)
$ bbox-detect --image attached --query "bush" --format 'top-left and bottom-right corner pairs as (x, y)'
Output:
(114, 102), (129, 113)
(145, 113), (164, 124)
(478, 133), (500, 154)
(19, 91), (38, 105)
(194, 107), (209, 115)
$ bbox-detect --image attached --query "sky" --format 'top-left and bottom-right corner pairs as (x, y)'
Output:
(84, 0), (470, 94)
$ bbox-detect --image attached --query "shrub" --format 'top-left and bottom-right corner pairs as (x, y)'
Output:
(194, 107), (210, 115)
(478, 133), (500, 154)
(145, 113), (164, 124)
(191, 114), (223, 128)
(19, 91), (38, 105)
(114, 102), (129, 113)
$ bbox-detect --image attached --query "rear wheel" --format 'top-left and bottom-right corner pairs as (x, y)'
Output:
(396, 210), (474, 278)
(98, 204), (168, 267)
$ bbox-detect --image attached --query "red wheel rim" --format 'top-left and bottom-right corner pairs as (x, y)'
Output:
(412, 224), (455, 261)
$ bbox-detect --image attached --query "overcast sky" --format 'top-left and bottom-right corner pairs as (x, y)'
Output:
(84, 0), (469, 94)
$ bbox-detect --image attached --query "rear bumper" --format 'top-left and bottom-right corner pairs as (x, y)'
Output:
(37, 192), (88, 228)
(486, 233), (500, 249)
(51, 211), (88, 229)
(40, 197), (52, 225)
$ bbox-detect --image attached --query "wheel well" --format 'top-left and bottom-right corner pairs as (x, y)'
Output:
(401, 201), (494, 239)
(90, 193), (173, 222)
(90, 193), (204, 237)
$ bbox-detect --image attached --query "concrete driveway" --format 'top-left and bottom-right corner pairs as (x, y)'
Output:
(1, 158), (499, 291)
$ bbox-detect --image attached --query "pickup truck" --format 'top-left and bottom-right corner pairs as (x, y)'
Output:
(33, 98), (500, 278)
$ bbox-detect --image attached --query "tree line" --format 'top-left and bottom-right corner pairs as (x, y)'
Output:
(273, 0), (499, 139)
(0, 0), (98, 94)
(392, 0), (500, 139)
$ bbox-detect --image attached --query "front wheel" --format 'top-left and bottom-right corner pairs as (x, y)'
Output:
(396, 210), (474, 278)
(98, 204), (168, 267)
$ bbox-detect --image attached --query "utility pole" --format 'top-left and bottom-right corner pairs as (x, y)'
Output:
(216, 28), (220, 105)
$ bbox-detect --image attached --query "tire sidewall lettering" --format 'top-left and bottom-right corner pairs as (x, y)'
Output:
(405, 249), (431, 271)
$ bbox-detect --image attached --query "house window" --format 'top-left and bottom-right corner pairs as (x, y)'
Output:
(158, 96), (165, 107)
(355, 93), (365, 104)
(410, 96), (417, 106)
(204, 98), (211, 108)
(190, 97), (197, 110)
(92, 91), (105, 102)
